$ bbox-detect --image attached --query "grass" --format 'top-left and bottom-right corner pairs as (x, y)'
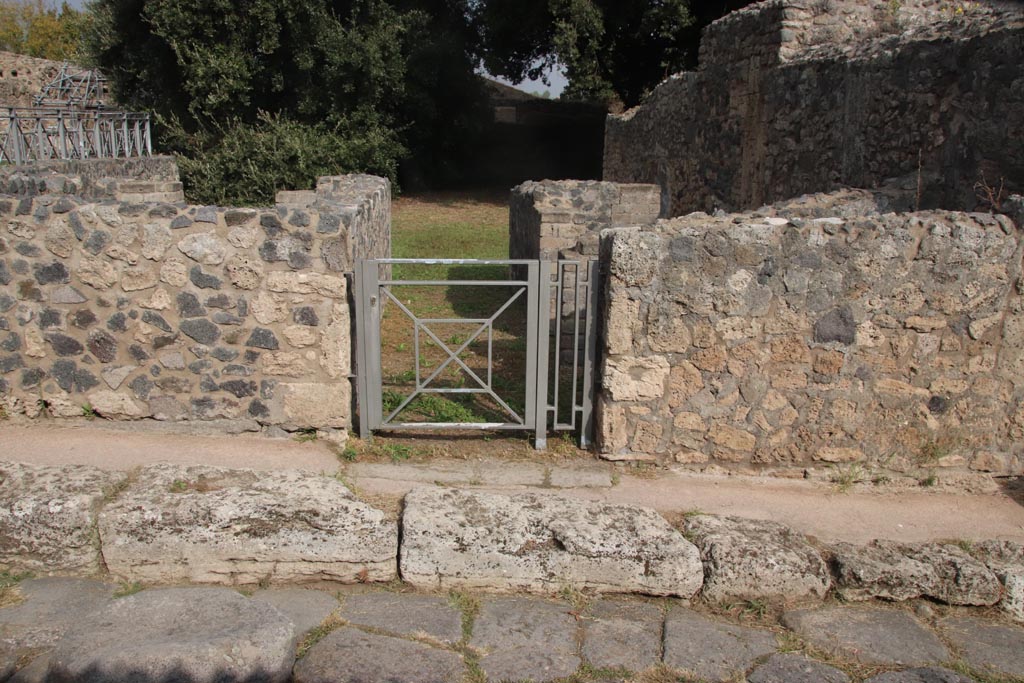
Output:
(380, 192), (529, 427)
(113, 581), (144, 598)
(81, 402), (97, 420)
(829, 463), (866, 492)
(0, 569), (31, 608)
(293, 427), (318, 443)
(296, 613), (346, 658)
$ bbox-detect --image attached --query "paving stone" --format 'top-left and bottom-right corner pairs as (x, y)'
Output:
(341, 593), (463, 644)
(294, 627), (463, 683)
(663, 607), (776, 682)
(99, 464), (398, 585)
(581, 599), (662, 672)
(782, 606), (949, 666)
(470, 597), (580, 682)
(0, 462), (126, 573)
(6, 652), (49, 683)
(862, 668), (976, 683)
(48, 587), (296, 683)
(0, 578), (117, 651)
(250, 589), (339, 638)
(939, 616), (1024, 678)
(684, 514), (831, 601)
(401, 486), (703, 596)
(746, 653), (850, 683)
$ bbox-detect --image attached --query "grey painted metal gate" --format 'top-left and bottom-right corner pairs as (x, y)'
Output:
(354, 258), (599, 449)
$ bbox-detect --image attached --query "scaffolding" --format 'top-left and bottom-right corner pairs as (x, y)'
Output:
(32, 62), (109, 109)
(1, 63), (152, 164)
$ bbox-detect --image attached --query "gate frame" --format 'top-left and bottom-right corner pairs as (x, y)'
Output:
(353, 258), (599, 449)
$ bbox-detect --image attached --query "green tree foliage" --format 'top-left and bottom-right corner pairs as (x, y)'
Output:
(0, 0), (87, 61)
(86, 0), (488, 203)
(476, 0), (754, 107)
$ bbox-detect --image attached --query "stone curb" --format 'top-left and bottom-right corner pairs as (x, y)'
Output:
(1, 460), (1021, 623)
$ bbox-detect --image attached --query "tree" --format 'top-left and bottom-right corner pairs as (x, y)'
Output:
(85, 0), (490, 202)
(0, 0), (87, 61)
(476, 0), (755, 108)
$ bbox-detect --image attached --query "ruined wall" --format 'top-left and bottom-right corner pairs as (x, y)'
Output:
(0, 51), (62, 108)
(598, 192), (1024, 477)
(0, 156), (183, 201)
(509, 180), (660, 261)
(604, 0), (1024, 216)
(0, 174), (390, 437)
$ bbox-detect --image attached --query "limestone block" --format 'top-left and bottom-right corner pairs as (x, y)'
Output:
(684, 514), (831, 601)
(603, 355), (669, 401)
(177, 232), (228, 265)
(267, 272), (346, 298)
(0, 461), (126, 573)
(281, 382), (350, 429)
(87, 390), (147, 419)
(99, 464), (397, 584)
(400, 486), (704, 596)
(831, 540), (1002, 605)
(973, 540), (1024, 622)
(320, 303), (350, 379)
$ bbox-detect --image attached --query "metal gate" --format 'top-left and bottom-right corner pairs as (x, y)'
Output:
(354, 258), (599, 449)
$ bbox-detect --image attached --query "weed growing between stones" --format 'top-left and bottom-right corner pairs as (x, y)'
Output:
(0, 569), (31, 608)
(558, 584), (591, 615)
(828, 463), (867, 492)
(113, 581), (143, 598)
(81, 403), (97, 420)
(446, 589), (485, 683)
(295, 613), (346, 659)
(293, 428), (318, 443)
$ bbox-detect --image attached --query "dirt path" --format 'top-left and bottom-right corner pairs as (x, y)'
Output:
(3, 421), (1022, 545)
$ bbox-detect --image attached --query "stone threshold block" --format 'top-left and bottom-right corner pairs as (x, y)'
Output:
(400, 486), (703, 596)
(99, 463), (397, 585)
(0, 461), (127, 574)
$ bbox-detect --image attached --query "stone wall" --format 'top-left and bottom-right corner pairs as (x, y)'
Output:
(604, 0), (1024, 216)
(0, 174), (390, 437)
(597, 191), (1024, 477)
(0, 156), (183, 202)
(509, 180), (660, 261)
(0, 51), (62, 108)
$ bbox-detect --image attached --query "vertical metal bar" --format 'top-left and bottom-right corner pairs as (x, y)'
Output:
(579, 260), (600, 448)
(487, 322), (493, 389)
(552, 262), (562, 426)
(145, 117), (152, 155)
(354, 260), (370, 440)
(367, 263), (384, 430)
(570, 262), (581, 430)
(413, 320), (421, 389)
(531, 261), (549, 449)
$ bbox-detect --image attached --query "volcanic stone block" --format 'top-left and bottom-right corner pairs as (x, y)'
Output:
(400, 486), (703, 596)
(48, 587), (296, 683)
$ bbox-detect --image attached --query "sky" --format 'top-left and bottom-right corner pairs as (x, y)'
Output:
(59, 0), (568, 97)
